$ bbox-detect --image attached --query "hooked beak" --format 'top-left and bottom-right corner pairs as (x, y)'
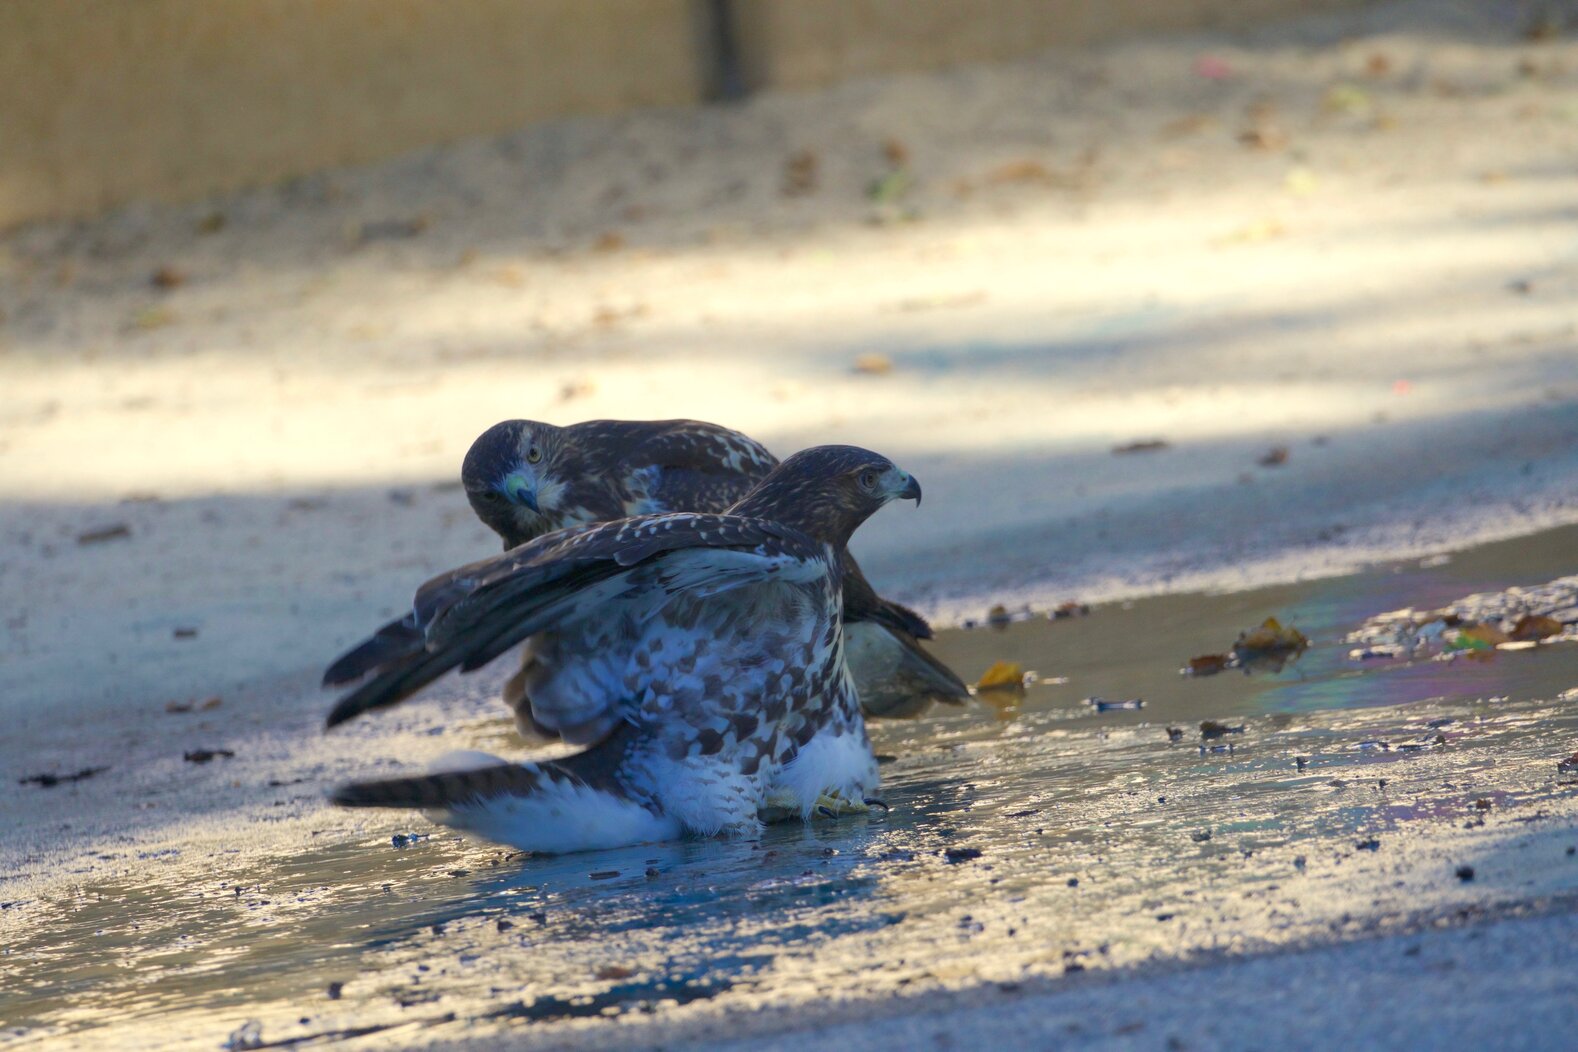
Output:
(501, 473), (538, 512)
(894, 471), (922, 506)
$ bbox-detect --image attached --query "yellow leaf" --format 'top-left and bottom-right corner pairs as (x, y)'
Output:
(976, 660), (1025, 691)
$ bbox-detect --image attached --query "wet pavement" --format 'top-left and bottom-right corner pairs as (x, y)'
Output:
(4, 527), (1577, 1050)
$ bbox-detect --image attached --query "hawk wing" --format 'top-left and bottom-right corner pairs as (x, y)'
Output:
(324, 513), (824, 729)
(570, 418), (778, 517)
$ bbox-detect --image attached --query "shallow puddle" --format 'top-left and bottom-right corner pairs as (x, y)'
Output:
(5, 528), (1578, 1049)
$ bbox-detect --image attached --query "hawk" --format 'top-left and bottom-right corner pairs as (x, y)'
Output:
(328, 446), (919, 853)
(324, 419), (967, 730)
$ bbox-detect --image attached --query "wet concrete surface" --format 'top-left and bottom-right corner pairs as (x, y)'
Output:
(4, 527), (1577, 1050)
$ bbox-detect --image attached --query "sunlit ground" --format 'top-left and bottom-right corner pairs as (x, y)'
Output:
(4, 527), (1577, 1049)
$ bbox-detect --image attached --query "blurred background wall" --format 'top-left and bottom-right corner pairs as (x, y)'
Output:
(0, 0), (1369, 229)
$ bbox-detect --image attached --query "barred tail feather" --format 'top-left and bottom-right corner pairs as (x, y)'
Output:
(329, 751), (682, 854)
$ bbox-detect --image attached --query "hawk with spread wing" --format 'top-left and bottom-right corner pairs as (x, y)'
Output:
(328, 446), (918, 853)
(324, 418), (966, 730)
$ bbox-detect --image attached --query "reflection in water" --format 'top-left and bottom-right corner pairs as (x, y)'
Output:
(4, 527), (1577, 1049)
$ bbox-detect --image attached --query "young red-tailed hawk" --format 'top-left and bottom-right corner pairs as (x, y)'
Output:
(325, 419), (967, 728)
(328, 446), (919, 852)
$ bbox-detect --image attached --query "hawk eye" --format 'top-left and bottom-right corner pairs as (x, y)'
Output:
(859, 470), (878, 491)
(526, 446), (543, 465)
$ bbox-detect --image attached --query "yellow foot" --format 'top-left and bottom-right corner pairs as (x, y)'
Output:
(813, 792), (888, 819)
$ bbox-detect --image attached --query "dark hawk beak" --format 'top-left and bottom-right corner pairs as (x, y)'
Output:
(898, 473), (922, 506)
(501, 473), (538, 512)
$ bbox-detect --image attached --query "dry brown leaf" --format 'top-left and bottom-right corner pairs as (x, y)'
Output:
(1113, 439), (1170, 455)
(1188, 654), (1231, 676)
(1234, 617), (1309, 657)
(783, 149), (819, 196)
(986, 160), (1057, 186)
(976, 661), (1025, 691)
(1510, 614), (1562, 641)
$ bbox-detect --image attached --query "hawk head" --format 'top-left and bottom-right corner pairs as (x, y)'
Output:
(461, 420), (575, 549)
(730, 445), (921, 547)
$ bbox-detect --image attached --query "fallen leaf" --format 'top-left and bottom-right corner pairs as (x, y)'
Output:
(976, 661), (1026, 691)
(1510, 614), (1562, 641)
(852, 353), (893, 375)
(783, 149), (819, 196)
(184, 748), (235, 764)
(19, 767), (107, 787)
(986, 160), (1057, 185)
(558, 379), (596, 403)
(1187, 654), (1232, 676)
(1200, 720), (1245, 739)
(151, 265), (186, 290)
(1447, 623), (1510, 651)
(1233, 617), (1309, 660)
(77, 524), (131, 545)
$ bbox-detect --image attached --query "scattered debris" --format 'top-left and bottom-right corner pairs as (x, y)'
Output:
(1257, 446), (1290, 467)
(1233, 617), (1309, 669)
(184, 749), (235, 764)
(1355, 838), (1381, 852)
(943, 846), (984, 864)
(19, 767), (107, 788)
(151, 265), (186, 290)
(1191, 829), (1212, 842)
(591, 231), (625, 253)
(1087, 697), (1144, 712)
(976, 661), (1027, 692)
(852, 352), (894, 375)
(1511, 614), (1562, 641)
(1112, 439), (1170, 455)
(1455, 865), (1476, 882)
(1200, 720), (1244, 739)
(77, 524), (131, 545)
(589, 870), (621, 881)
(1186, 653), (1232, 676)
(172, 627), (199, 640)
(1050, 601), (1089, 619)
(596, 964), (636, 980)
(782, 149), (819, 196)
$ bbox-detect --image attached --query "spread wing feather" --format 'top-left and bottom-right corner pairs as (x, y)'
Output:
(324, 513), (821, 729)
